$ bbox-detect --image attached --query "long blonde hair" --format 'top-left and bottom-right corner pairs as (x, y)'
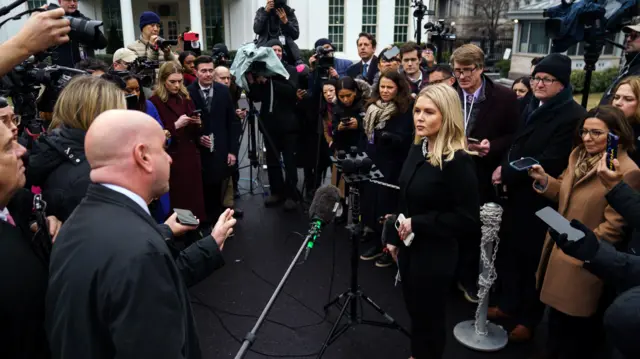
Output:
(414, 84), (473, 169)
(153, 61), (191, 102)
(49, 76), (126, 131)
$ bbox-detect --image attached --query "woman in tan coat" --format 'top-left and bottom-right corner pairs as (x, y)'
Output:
(528, 105), (639, 358)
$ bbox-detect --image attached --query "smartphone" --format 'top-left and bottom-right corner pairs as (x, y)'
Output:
(395, 213), (415, 246)
(509, 157), (539, 171)
(183, 32), (199, 42)
(467, 137), (480, 144)
(190, 109), (202, 117)
(606, 132), (620, 170)
(174, 208), (200, 226)
(535, 207), (585, 242)
(125, 93), (138, 110)
(340, 117), (351, 124)
(384, 46), (400, 61)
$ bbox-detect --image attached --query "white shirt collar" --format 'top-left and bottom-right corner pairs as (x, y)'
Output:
(362, 58), (373, 67)
(100, 184), (150, 215)
(199, 82), (213, 92)
(0, 207), (10, 223)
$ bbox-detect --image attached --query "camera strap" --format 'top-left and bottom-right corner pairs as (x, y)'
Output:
(31, 194), (52, 266)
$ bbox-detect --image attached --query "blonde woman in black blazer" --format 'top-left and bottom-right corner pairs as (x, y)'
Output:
(388, 84), (480, 359)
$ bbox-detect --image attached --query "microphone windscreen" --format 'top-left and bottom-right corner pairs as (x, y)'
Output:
(309, 185), (341, 224)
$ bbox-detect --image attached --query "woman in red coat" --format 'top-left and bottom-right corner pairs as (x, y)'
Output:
(149, 61), (206, 222)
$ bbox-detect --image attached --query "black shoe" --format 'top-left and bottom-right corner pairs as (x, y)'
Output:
(375, 251), (394, 268)
(264, 195), (283, 207)
(283, 199), (297, 212)
(360, 245), (383, 261)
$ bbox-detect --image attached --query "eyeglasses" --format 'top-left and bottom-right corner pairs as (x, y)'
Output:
(453, 66), (478, 78)
(578, 128), (606, 139)
(429, 76), (452, 85)
(530, 77), (558, 86)
(1, 115), (20, 127)
(626, 32), (639, 41)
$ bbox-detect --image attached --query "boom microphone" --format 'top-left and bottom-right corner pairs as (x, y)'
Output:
(304, 185), (341, 260)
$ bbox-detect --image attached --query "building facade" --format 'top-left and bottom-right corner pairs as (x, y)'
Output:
(507, 0), (624, 78)
(0, 0), (446, 61)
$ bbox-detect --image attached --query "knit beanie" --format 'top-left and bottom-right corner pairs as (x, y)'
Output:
(314, 38), (334, 50)
(532, 53), (572, 87)
(139, 11), (161, 31)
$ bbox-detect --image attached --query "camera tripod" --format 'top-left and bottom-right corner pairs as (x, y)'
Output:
(237, 98), (268, 196)
(316, 152), (409, 358)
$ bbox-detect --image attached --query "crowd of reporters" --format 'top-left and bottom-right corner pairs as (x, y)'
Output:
(2, 1), (640, 358)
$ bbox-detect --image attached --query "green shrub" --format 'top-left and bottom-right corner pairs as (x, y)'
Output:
(571, 67), (618, 94)
(495, 60), (511, 77)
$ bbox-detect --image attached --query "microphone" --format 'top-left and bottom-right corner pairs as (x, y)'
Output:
(304, 185), (341, 261)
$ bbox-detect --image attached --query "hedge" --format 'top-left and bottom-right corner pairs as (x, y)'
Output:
(570, 67), (619, 94)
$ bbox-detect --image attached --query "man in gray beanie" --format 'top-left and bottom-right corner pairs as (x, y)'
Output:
(490, 52), (587, 342)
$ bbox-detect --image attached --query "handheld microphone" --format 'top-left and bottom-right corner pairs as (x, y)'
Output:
(304, 185), (341, 261)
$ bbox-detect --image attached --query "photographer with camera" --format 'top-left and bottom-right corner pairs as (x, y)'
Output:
(211, 43), (231, 67)
(0, 7), (70, 77)
(602, 17), (640, 104)
(254, 0), (303, 66)
(46, 0), (107, 68)
(248, 39), (299, 210)
(127, 11), (177, 63)
(111, 48), (137, 72)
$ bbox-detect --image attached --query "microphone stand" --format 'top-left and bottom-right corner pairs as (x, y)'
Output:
(234, 222), (322, 359)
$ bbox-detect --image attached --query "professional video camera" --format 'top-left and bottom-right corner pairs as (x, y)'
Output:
(543, 0), (636, 53)
(126, 56), (159, 88)
(0, 57), (88, 145)
(314, 45), (335, 80)
(212, 43), (231, 67)
(424, 19), (456, 64)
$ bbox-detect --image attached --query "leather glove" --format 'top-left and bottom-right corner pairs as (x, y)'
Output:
(549, 219), (600, 262)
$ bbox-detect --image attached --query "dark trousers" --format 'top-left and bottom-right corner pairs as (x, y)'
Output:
(456, 236), (480, 290)
(546, 307), (601, 359)
(303, 165), (326, 195)
(399, 241), (458, 359)
(264, 132), (298, 200)
(496, 235), (546, 329)
(203, 180), (223, 224)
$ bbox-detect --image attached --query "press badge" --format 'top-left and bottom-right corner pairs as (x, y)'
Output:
(279, 35), (286, 45)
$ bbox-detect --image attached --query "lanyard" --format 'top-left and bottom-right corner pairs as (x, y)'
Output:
(463, 94), (476, 133)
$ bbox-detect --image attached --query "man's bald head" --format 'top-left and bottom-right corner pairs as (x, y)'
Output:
(214, 66), (231, 87)
(86, 110), (171, 201)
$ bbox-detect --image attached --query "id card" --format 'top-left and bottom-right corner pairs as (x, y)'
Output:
(279, 35), (286, 45)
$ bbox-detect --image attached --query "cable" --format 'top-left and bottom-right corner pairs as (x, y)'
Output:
(191, 229), (341, 357)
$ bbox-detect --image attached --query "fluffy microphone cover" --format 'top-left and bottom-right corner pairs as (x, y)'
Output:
(309, 185), (341, 224)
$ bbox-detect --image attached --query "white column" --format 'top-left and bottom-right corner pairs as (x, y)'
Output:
(378, 0), (394, 48)
(189, 0), (204, 42)
(120, 0), (135, 45)
(408, 6), (416, 43)
(344, 0), (363, 60)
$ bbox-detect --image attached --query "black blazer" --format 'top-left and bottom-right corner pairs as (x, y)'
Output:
(0, 192), (50, 359)
(461, 77), (520, 204)
(188, 82), (240, 184)
(393, 146), (480, 276)
(46, 184), (224, 359)
(346, 56), (379, 85)
(499, 86), (587, 251)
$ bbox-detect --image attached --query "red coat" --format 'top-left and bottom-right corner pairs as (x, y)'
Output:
(183, 73), (197, 87)
(149, 93), (206, 221)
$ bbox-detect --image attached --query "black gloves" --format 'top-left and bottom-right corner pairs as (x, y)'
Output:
(549, 219), (600, 262)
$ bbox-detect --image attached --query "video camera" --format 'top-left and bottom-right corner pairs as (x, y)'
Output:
(424, 19), (456, 41)
(127, 56), (159, 88)
(212, 43), (231, 67)
(314, 45), (335, 80)
(543, 0), (637, 53)
(0, 57), (88, 144)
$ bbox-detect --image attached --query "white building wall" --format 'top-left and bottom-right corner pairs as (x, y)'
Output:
(0, 1), (29, 46)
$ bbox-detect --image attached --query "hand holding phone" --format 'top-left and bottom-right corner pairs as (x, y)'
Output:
(535, 207), (585, 242)
(467, 137), (480, 144)
(395, 214), (415, 246)
(510, 157), (539, 171)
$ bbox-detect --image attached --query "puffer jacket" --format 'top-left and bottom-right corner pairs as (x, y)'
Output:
(27, 126), (91, 221)
(127, 35), (177, 62)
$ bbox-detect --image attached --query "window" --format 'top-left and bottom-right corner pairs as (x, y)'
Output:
(362, 0), (378, 38)
(102, 0), (123, 44)
(27, 0), (46, 10)
(328, 0), (345, 52)
(204, 0), (224, 51)
(394, 0), (410, 43)
(518, 21), (549, 54)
